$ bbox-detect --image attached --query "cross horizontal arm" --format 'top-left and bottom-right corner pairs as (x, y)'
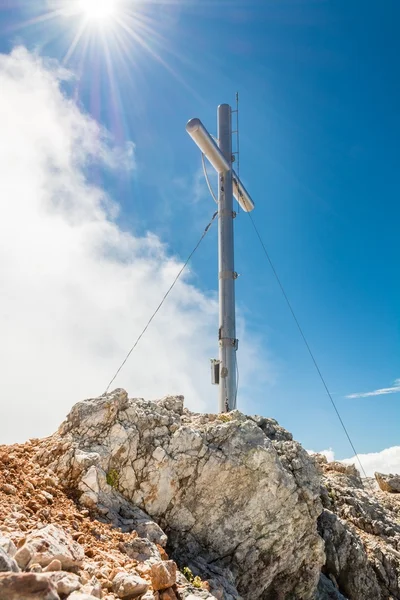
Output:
(186, 118), (230, 173)
(232, 171), (255, 212)
(186, 117), (255, 213)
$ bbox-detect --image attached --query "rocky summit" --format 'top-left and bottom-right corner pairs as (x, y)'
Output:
(0, 390), (399, 600)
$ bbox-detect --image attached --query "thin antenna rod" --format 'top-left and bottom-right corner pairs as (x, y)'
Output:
(236, 92), (240, 214)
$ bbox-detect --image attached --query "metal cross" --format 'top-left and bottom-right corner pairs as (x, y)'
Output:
(186, 104), (255, 412)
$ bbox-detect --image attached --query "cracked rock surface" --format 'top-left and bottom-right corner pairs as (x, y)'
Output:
(315, 456), (400, 599)
(40, 389), (325, 600)
(375, 472), (400, 494)
(0, 418), (216, 600)
(3, 389), (400, 600)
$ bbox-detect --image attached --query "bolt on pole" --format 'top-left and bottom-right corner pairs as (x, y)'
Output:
(217, 104), (237, 412)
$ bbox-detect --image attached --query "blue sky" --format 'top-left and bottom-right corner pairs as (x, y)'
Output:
(1, 0), (399, 463)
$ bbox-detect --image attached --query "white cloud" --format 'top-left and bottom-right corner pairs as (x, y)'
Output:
(345, 379), (400, 399)
(309, 446), (400, 478)
(342, 447), (400, 477)
(0, 47), (270, 444)
(307, 448), (335, 462)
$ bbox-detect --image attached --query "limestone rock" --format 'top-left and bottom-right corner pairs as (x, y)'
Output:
(45, 571), (81, 596)
(20, 525), (85, 570)
(1, 483), (17, 495)
(159, 589), (177, 600)
(318, 509), (380, 599)
(150, 560), (177, 591)
(316, 574), (348, 599)
(375, 472), (400, 493)
(185, 596), (214, 600)
(121, 537), (161, 563)
(319, 460), (400, 599)
(112, 571), (149, 598)
(43, 559), (62, 573)
(80, 581), (102, 597)
(3, 389), (400, 600)
(0, 536), (17, 558)
(15, 545), (32, 570)
(0, 572), (60, 600)
(0, 546), (19, 573)
(184, 595), (217, 600)
(46, 389), (325, 600)
(30, 564), (44, 573)
(68, 593), (99, 600)
(128, 511), (167, 547)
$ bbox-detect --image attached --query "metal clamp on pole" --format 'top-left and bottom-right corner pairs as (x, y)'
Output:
(219, 337), (239, 350)
(218, 209), (237, 218)
(219, 271), (238, 280)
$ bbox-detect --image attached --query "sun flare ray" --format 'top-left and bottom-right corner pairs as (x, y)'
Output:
(12, 0), (202, 133)
(63, 20), (88, 64)
(4, 9), (64, 34)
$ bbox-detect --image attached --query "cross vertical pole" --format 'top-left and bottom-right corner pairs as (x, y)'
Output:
(186, 103), (255, 413)
(217, 104), (237, 412)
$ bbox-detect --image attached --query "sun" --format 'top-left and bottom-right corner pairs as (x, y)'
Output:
(78, 0), (118, 21)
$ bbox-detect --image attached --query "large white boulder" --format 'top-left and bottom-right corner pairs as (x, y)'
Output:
(44, 389), (325, 599)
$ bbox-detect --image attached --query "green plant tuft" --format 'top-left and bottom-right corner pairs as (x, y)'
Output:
(193, 576), (202, 588)
(182, 567), (202, 588)
(217, 414), (232, 423)
(106, 469), (119, 489)
(182, 567), (195, 582)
